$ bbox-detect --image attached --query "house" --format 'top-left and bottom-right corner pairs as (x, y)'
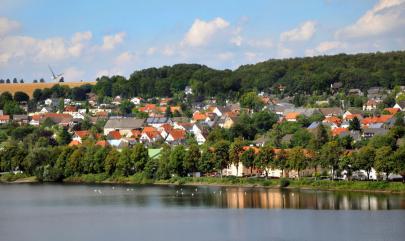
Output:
(253, 136), (270, 147)
(40, 107), (53, 113)
(348, 89), (363, 96)
(96, 140), (109, 148)
(393, 100), (405, 111)
(0, 115), (10, 124)
(361, 115), (393, 127)
(165, 129), (186, 144)
(192, 111), (207, 122)
(72, 130), (101, 143)
(363, 99), (381, 111)
(191, 123), (209, 145)
(64, 105), (78, 114)
(322, 116), (342, 129)
(140, 126), (162, 143)
(384, 108), (400, 115)
(103, 118), (145, 135)
(130, 97), (143, 105)
(44, 98), (58, 106)
(107, 130), (122, 140)
(112, 96), (122, 105)
(12, 114), (28, 125)
(319, 107), (343, 117)
(222, 146), (261, 177)
(284, 112), (300, 122)
(330, 82), (343, 93)
(362, 128), (389, 139)
(68, 140), (81, 147)
(145, 117), (171, 127)
(184, 86), (193, 95)
(223, 116), (239, 129)
(71, 112), (85, 119)
(331, 127), (348, 137)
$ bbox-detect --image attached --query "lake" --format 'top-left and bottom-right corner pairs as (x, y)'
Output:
(0, 184), (404, 241)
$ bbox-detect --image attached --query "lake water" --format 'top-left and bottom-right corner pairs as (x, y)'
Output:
(0, 184), (404, 241)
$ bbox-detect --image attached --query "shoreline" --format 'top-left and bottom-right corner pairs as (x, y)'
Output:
(1, 176), (404, 194)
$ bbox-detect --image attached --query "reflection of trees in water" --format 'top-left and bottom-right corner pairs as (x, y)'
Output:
(160, 187), (403, 210)
(117, 185), (404, 210)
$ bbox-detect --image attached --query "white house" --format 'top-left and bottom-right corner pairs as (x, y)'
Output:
(130, 97), (143, 105)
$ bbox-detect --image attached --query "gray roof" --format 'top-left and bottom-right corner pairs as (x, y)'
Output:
(12, 114), (28, 121)
(104, 118), (145, 129)
(319, 107), (343, 116)
(284, 108), (320, 117)
(146, 117), (169, 124)
(362, 128), (388, 136)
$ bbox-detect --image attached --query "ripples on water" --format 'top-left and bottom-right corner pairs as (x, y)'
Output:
(1, 184), (403, 210)
(1, 184), (404, 241)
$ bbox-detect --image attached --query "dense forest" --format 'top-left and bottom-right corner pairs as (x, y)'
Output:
(92, 51), (405, 99)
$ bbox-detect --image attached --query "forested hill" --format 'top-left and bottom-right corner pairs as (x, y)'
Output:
(93, 51), (405, 99)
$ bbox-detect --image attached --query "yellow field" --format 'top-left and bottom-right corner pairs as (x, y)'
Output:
(0, 82), (96, 97)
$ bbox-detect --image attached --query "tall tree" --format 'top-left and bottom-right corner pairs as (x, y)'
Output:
(254, 145), (274, 178)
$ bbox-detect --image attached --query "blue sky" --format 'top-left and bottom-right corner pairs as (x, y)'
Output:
(0, 0), (404, 82)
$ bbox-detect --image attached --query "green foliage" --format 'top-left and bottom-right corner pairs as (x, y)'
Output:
(239, 92), (263, 111)
(13, 91), (29, 102)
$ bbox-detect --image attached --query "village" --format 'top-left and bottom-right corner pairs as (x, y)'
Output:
(1, 82), (405, 181)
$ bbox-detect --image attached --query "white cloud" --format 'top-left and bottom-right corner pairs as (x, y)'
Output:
(146, 47), (157, 55)
(217, 52), (234, 61)
(280, 21), (316, 42)
(336, 0), (405, 39)
(0, 31), (95, 64)
(101, 32), (126, 50)
(182, 17), (230, 47)
(0, 16), (20, 36)
(162, 46), (175, 56)
(277, 45), (293, 58)
(114, 51), (136, 65)
(68, 31), (92, 57)
(247, 38), (274, 48)
(230, 35), (243, 46)
(63, 67), (84, 81)
(305, 41), (346, 56)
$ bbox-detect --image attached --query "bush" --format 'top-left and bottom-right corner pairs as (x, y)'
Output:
(280, 178), (290, 187)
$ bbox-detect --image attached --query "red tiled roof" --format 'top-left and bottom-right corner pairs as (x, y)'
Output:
(0, 115), (10, 121)
(344, 114), (362, 120)
(284, 112), (300, 120)
(193, 112), (207, 121)
(332, 127), (348, 136)
(74, 130), (90, 139)
(242, 146), (260, 154)
(108, 130), (122, 140)
(64, 106), (77, 112)
(96, 140), (109, 147)
(323, 116), (342, 125)
(68, 140), (81, 146)
(169, 129), (186, 140)
(384, 108), (400, 115)
(361, 115), (393, 125)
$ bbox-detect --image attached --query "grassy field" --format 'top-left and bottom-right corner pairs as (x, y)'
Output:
(0, 82), (96, 97)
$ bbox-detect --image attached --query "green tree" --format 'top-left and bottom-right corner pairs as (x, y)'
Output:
(13, 91), (29, 102)
(239, 92), (263, 112)
(169, 145), (186, 176)
(184, 144), (200, 174)
(212, 140), (231, 176)
(116, 147), (134, 176)
(131, 143), (149, 173)
(353, 146), (376, 180)
(240, 148), (256, 176)
(57, 128), (72, 145)
(374, 146), (395, 180)
(229, 138), (244, 176)
(348, 117), (361, 131)
(286, 147), (308, 179)
(104, 149), (120, 175)
(254, 145), (274, 178)
(320, 141), (342, 179)
(119, 100), (135, 115)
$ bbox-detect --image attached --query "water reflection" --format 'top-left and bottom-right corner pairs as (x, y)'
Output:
(0, 184), (404, 210)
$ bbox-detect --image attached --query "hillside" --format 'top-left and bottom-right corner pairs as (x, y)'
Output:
(0, 82), (96, 97)
(93, 51), (405, 99)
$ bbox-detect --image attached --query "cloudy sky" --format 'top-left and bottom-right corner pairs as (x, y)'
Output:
(0, 0), (404, 82)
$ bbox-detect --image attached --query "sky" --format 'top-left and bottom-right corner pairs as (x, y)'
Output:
(0, 0), (404, 82)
